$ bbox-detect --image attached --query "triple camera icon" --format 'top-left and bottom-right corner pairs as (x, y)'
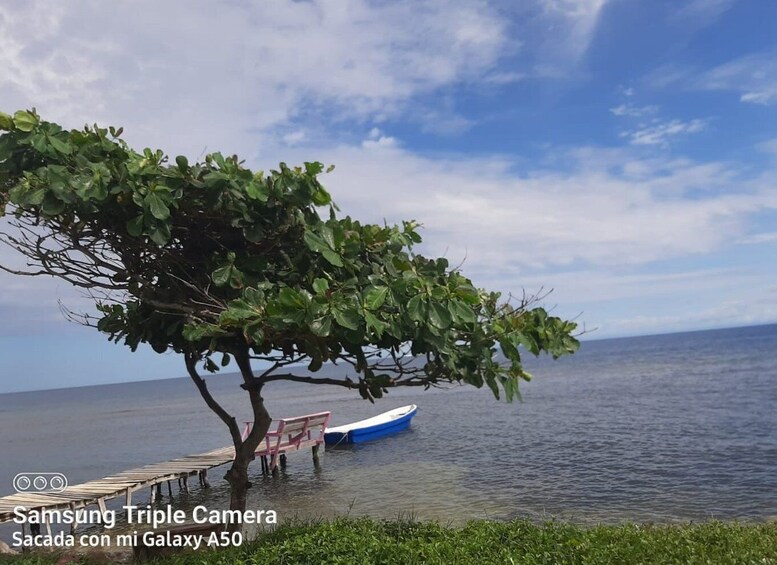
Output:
(13, 473), (68, 493)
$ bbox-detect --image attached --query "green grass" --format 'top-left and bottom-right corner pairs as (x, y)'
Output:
(3, 518), (776, 564)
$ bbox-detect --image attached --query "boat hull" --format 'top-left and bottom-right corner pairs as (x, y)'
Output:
(325, 405), (417, 445)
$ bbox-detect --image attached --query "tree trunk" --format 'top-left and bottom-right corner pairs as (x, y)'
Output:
(225, 453), (250, 518)
(225, 347), (273, 525)
(223, 407), (272, 518)
(185, 350), (272, 533)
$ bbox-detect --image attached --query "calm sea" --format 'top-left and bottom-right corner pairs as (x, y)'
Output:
(1, 324), (776, 541)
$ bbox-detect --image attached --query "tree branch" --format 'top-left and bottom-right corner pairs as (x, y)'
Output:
(233, 346), (273, 456)
(185, 351), (242, 448)
(262, 373), (355, 387)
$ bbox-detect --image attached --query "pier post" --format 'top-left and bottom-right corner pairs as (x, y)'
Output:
(69, 503), (78, 534)
(312, 444), (320, 468)
(167, 481), (173, 498)
(97, 498), (108, 526)
(280, 454), (287, 469)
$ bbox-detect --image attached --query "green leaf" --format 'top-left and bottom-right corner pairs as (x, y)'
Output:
(310, 316), (332, 337)
(243, 286), (265, 305)
(311, 188), (330, 206)
(278, 287), (307, 310)
(0, 111), (15, 131)
(305, 230), (344, 266)
(321, 248), (344, 267)
(26, 188), (46, 206)
(503, 376), (521, 403)
(303, 230), (328, 252)
(221, 353), (231, 367)
(485, 376), (501, 400)
(48, 135), (72, 155)
(175, 155), (188, 171)
(515, 331), (540, 355)
(456, 284), (480, 305)
(41, 195), (65, 216)
(182, 323), (228, 341)
(407, 294), (426, 322)
(451, 301), (477, 324)
(126, 215), (144, 236)
(13, 110), (38, 132)
(500, 338), (521, 363)
(245, 180), (269, 201)
(203, 171), (229, 188)
(212, 265), (232, 286)
(320, 225), (337, 250)
(304, 162), (324, 176)
(308, 355), (323, 372)
(228, 266), (245, 289)
(145, 192), (170, 220)
(30, 134), (47, 153)
(312, 278), (329, 294)
(365, 312), (388, 337)
(219, 299), (261, 324)
(428, 302), (452, 329)
(333, 307), (360, 331)
(148, 227), (168, 245)
(364, 286), (388, 310)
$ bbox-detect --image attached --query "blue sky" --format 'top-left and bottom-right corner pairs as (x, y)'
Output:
(1, 0), (776, 392)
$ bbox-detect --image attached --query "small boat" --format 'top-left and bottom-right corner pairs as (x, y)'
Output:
(324, 404), (417, 445)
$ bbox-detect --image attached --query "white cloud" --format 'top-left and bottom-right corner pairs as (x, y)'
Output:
(482, 71), (526, 85)
(740, 90), (777, 105)
(282, 131), (307, 146)
(0, 0), (509, 158)
(259, 143), (777, 284)
(610, 104), (660, 117)
(0, 247), (94, 336)
(622, 118), (707, 146)
(539, 0), (609, 59)
(411, 97), (476, 136)
(642, 64), (689, 90)
(361, 135), (398, 149)
(603, 288), (777, 337)
(1, 0), (775, 342)
(697, 51), (777, 106)
(516, 264), (777, 338)
(738, 232), (777, 245)
(757, 138), (777, 158)
(670, 0), (736, 28)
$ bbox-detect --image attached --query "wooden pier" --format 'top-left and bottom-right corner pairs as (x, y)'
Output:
(0, 411), (331, 540)
(0, 445), (236, 532)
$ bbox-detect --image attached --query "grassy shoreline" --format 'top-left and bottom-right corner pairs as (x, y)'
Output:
(2, 517), (776, 564)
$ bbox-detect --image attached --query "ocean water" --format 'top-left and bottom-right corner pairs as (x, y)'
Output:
(1, 324), (776, 542)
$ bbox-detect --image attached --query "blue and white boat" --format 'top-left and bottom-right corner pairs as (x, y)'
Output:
(324, 404), (417, 445)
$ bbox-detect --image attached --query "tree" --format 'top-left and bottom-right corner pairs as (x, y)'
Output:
(0, 109), (579, 519)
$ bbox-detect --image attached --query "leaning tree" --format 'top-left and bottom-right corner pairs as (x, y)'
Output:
(0, 109), (579, 516)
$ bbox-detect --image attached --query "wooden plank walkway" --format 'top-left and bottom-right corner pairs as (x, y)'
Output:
(0, 445), (236, 526)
